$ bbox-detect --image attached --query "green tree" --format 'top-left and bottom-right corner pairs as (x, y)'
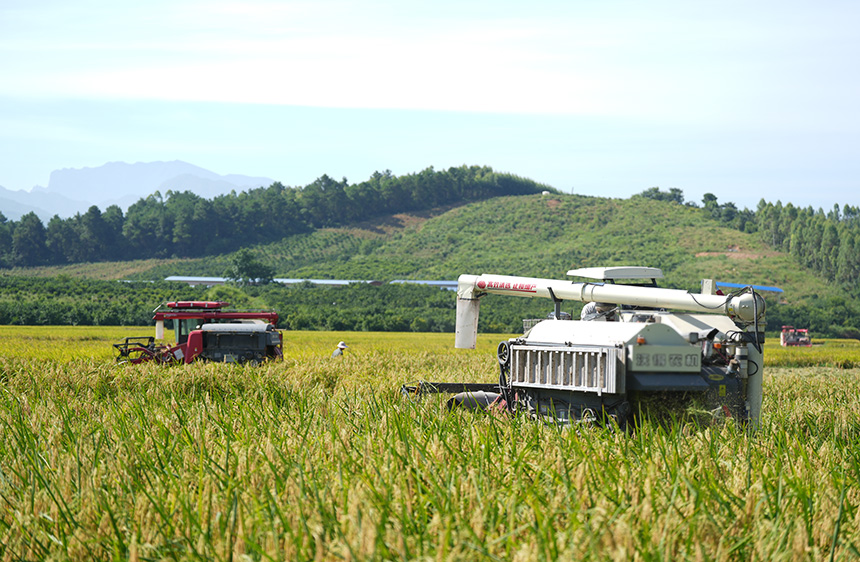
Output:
(820, 222), (840, 279)
(702, 193), (720, 220)
(0, 212), (12, 267)
(79, 205), (110, 262)
(101, 205), (125, 260)
(637, 187), (684, 204)
(836, 231), (859, 286)
(165, 191), (208, 256)
(11, 212), (48, 266)
(204, 284), (258, 308)
(123, 193), (173, 257)
(228, 248), (275, 286)
(46, 215), (78, 263)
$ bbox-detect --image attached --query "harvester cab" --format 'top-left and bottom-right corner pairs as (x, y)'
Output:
(404, 266), (767, 428)
(114, 301), (283, 365)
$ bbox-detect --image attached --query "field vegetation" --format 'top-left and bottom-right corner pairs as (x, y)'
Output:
(1, 267), (858, 340)
(1, 327), (859, 560)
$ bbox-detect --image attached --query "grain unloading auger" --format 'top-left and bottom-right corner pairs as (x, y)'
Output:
(403, 267), (766, 427)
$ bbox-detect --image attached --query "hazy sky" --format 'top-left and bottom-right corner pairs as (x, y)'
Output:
(1, 0), (857, 210)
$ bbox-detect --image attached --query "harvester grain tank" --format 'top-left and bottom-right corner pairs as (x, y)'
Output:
(407, 267), (767, 426)
(114, 301), (283, 364)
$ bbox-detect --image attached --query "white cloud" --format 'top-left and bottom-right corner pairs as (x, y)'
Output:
(0, 0), (769, 119)
(1, 0), (858, 128)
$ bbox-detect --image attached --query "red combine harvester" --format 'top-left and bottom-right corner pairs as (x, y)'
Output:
(780, 325), (812, 347)
(114, 301), (283, 364)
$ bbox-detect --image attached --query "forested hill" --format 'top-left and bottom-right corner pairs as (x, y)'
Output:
(126, 189), (860, 299)
(3, 181), (860, 337)
(123, 189), (860, 338)
(0, 166), (552, 268)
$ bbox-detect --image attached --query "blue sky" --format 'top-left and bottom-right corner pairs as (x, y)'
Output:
(1, 0), (858, 210)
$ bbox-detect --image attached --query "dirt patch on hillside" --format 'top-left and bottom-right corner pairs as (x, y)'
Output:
(695, 245), (774, 260)
(545, 198), (561, 208)
(347, 203), (463, 235)
(12, 259), (186, 280)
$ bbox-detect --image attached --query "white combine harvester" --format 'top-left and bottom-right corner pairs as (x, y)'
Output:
(404, 266), (766, 427)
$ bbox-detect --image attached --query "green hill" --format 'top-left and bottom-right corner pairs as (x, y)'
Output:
(121, 193), (843, 300)
(3, 192), (859, 337)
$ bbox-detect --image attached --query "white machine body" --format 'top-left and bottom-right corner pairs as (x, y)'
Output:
(455, 267), (766, 424)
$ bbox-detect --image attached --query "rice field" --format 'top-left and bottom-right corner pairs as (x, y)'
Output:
(1, 327), (859, 560)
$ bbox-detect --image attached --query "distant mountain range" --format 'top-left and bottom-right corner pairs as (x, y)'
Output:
(0, 161), (275, 221)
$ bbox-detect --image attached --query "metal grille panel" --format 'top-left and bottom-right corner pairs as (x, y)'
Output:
(510, 344), (624, 395)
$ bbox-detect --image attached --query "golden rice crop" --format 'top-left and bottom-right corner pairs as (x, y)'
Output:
(765, 338), (860, 369)
(1, 328), (859, 560)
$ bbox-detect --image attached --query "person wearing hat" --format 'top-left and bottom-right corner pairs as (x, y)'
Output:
(332, 341), (348, 357)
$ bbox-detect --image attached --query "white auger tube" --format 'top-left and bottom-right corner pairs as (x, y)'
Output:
(454, 273), (765, 349)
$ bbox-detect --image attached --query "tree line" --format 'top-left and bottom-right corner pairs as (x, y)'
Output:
(754, 200), (860, 289)
(0, 275), (552, 334)
(1, 273), (856, 338)
(0, 166), (551, 268)
(638, 188), (860, 295)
